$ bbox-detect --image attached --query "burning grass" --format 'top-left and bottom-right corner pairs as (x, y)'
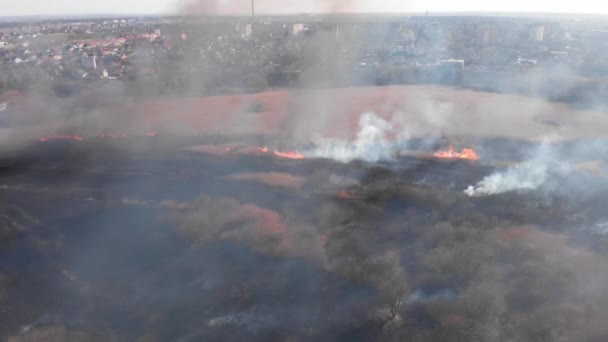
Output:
(433, 145), (479, 160)
(2, 139), (608, 341)
(13, 85), (607, 153)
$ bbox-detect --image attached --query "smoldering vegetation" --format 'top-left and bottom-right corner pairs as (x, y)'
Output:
(0, 138), (606, 341)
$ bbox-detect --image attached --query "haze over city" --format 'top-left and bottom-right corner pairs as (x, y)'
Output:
(3, 0), (608, 17)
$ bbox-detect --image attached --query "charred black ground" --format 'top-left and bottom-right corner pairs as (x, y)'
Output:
(2, 137), (608, 341)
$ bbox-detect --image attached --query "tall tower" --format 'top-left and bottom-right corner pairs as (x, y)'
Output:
(251, 0), (255, 34)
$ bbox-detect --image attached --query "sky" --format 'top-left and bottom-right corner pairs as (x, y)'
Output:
(3, 0), (608, 17)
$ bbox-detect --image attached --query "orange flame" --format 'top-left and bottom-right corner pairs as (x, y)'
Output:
(434, 145), (479, 160)
(258, 146), (305, 160)
(193, 144), (305, 160)
(273, 151), (306, 160)
(39, 135), (84, 142)
(335, 190), (356, 199)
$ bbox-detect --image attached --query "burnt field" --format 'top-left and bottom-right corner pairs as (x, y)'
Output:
(1, 136), (608, 341)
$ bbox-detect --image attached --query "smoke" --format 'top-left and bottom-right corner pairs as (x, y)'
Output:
(301, 100), (453, 163)
(464, 161), (551, 197)
(175, 0), (419, 15)
(177, 0), (358, 15)
(586, 221), (608, 236)
(464, 141), (608, 197)
(464, 143), (561, 197)
(406, 288), (457, 303)
(305, 112), (397, 163)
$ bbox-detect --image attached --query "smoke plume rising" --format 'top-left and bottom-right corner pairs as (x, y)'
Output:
(465, 162), (551, 197)
(305, 112), (397, 163)
(177, 0), (358, 15)
(464, 141), (608, 197)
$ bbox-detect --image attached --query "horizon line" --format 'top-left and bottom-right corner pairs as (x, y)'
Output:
(3, 10), (608, 19)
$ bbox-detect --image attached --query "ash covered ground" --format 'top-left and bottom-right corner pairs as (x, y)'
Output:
(4, 6), (608, 342)
(1, 133), (608, 341)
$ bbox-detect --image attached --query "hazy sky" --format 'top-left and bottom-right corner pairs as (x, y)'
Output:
(3, 0), (608, 17)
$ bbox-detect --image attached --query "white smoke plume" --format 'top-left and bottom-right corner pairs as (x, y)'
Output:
(304, 112), (398, 163)
(588, 221), (608, 236)
(464, 162), (550, 197)
(464, 143), (566, 197)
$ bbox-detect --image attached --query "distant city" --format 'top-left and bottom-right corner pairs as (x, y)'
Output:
(2, 14), (608, 106)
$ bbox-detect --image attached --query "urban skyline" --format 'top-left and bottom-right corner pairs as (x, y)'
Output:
(4, 0), (608, 17)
